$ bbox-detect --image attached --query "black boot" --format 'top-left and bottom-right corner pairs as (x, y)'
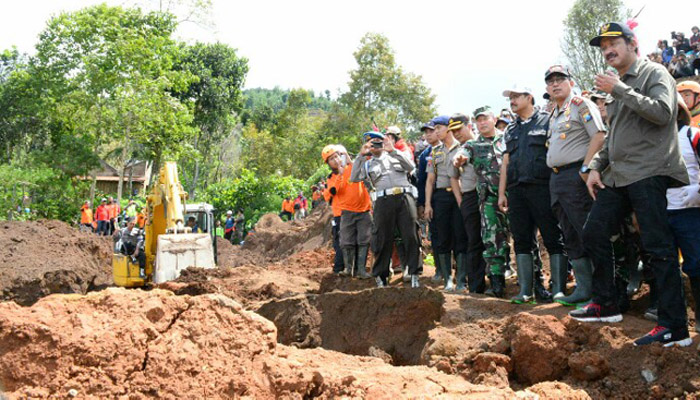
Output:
(339, 247), (355, 277)
(485, 274), (506, 298)
(616, 274), (630, 314)
(355, 245), (371, 279)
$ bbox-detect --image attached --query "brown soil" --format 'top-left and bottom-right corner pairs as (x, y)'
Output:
(0, 220), (112, 305)
(2, 209), (700, 399)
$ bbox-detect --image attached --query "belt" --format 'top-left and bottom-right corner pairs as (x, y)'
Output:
(435, 187), (452, 192)
(552, 161), (583, 174)
(371, 186), (417, 201)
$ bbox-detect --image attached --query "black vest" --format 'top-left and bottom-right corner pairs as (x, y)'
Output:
(504, 109), (551, 188)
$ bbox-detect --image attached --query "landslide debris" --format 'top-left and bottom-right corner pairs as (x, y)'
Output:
(0, 220), (112, 306)
(0, 288), (525, 399)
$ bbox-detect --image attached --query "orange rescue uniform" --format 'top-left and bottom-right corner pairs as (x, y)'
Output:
(324, 165), (371, 216)
(80, 205), (93, 224)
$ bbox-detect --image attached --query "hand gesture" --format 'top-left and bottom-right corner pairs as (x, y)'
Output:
(586, 170), (605, 200)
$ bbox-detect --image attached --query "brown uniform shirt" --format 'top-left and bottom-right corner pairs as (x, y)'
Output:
(588, 58), (689, 187)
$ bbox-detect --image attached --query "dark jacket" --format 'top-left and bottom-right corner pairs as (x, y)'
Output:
(503, 107), (551, 188)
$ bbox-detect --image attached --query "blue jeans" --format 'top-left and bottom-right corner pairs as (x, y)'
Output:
(583, 176), (687, 329)
(668, 207), (700, 278)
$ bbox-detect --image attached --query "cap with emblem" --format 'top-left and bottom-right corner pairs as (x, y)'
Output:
(590, 89), (614, 104)
(544, 65), (572, 80)
(447, 114), (470, 131)
(473, 106), (493, 118)
(363, 131), (385, 141)
(430, 115), (450, 126)
(589, 21), (635, 47)
(420, 121), (435, 131)
(502, 85), (533, 97)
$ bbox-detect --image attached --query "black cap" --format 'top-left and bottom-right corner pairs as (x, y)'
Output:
(447, 113), (470, 131)
(589, 22), (635, 47)
(543, 92), (551, 100)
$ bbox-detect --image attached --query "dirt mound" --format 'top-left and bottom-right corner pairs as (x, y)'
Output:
(244, 203), (332, 261)
(0, 220), (112, 306)
(0, 288), (523, 399)
(257, 287), (444, 365)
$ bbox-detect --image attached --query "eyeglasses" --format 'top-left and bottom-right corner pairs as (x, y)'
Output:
(546, 76), (568, 86)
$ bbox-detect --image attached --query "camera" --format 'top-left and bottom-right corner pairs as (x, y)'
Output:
(371, 141), (384, 149)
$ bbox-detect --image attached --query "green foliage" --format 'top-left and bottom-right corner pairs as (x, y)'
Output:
(562, 0), (630, 89)
(339, 33), (436, 133)
(0, 164), (91, 222)
(173, 42), (249, 197)
(201, 168), (305, 227)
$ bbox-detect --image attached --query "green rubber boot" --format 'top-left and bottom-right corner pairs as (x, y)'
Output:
(556, 258), (592, 306)
(511, 254), (535, 304)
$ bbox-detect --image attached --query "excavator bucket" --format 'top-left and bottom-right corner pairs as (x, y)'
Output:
(153, 233), (216, 284)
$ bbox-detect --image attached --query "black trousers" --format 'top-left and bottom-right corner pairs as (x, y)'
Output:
(332, 216), (344, 272)
(371, 194), (419, 278)
(432, 189), (467, 254)
(582, 176), (687, 328)
(550, 168), (592, 260)
(460, 190), (486, 291)
(507, 183), (564, 255)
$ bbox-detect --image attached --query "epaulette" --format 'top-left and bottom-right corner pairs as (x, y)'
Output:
(571, 96), (584, 106)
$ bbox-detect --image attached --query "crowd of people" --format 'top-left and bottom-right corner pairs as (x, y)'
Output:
(649, 26), (700, 78)
(79, 197), (144, 236)
(319, 20), (700, 348)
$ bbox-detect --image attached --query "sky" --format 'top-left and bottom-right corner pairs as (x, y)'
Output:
(1, 0), (698, 117)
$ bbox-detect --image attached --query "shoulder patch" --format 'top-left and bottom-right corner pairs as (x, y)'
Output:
(571, 96), (583, 106)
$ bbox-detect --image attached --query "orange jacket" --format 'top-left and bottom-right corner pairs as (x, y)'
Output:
(282, 199), (295, 213)
(136, 212), (146, 228)
(312, 191), (322, 201)
(106, 203), (120, 219)
(80, 205), (93, 224)
(325, 165), (371, 216)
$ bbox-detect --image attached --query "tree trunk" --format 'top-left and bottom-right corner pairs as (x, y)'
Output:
(128, 160), (134, 197)
(117, 121), (131, 207)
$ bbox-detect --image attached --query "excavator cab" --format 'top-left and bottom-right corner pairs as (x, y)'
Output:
(113, 162), (217, 287)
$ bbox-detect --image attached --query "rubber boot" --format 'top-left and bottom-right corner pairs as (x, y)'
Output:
(431, 252), (443, 282)
(550, 254), (568, 300)
(690, 276), (700, 333)
(438, 253), (454, 292)
(485, 275), (506, 298)
(402, 266), (411, 282)
(455, 253), (468, 292)
(355, 245), (371, 279)
(556, 258), (593, 306)
(511, 254), (535, 304)
(339, 246), (355, 277)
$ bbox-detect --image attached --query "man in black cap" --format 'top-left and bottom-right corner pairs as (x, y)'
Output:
(544, 64), (607, 305)
(497, 86), (565, 304)
(416, 121), (443, 283)
(571, 22), (691, 348)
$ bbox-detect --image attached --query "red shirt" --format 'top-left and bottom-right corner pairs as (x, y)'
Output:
(95, 204), (110, 221)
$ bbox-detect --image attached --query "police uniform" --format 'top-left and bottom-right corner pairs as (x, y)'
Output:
(429, 139), (468, 291)
(460, 126), (510, 297)
(547, 88), (607, 304)
(503, 99), (565, 304)
(447, 115), (487, 293)
(350, 141), (420, 287)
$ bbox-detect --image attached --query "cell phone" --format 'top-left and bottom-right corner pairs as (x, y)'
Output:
(371, 141), (383, 149)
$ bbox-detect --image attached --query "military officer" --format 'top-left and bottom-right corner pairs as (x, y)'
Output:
(544, 65), (606, 304)
(454, 106), (510, 297)
(350, 131), (420, 288)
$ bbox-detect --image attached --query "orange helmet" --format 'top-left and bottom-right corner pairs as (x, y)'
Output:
(678, 80), (700, 95)
(321, 145), (338, 163)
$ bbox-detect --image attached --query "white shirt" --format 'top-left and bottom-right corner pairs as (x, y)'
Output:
(667, 126), (700, 210)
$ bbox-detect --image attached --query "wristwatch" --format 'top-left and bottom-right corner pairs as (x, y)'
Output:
(579, 165), (591, 174)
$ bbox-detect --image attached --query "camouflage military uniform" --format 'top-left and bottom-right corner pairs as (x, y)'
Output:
(460, 132), (510, 276)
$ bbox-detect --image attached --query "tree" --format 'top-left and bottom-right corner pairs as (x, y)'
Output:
(340, 33), (436, 134)
(561, 0), (630, 89)
(31, 4), (198, 205)
(173, 42), (249, 198)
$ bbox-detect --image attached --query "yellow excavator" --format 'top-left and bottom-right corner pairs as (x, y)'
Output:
(113, 162), (216, 287)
